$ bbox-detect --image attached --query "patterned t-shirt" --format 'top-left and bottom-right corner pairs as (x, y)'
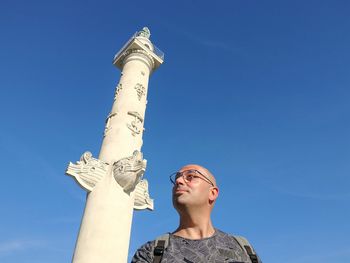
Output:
(131, 229), (261, 263)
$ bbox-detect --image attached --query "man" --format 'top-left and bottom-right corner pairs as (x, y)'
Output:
(131, 164), (262, 263)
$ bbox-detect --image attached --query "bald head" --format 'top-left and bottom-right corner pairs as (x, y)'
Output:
(178, 164), (217, 187)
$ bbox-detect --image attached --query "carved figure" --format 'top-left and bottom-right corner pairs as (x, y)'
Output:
(134, 83), (145, 101)
(137, 27), (151, 39)
(114, 83), (123, 100)
(113, 150), (147, 193)
(66, 150), (150, 199)
(127, 111), (144, 136)
(66, 151), (108, 192)
(134, 179), (154, 210)
(104, 112), (117, 137)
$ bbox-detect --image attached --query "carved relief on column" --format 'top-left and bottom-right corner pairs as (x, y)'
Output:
(114, 83), (123, 100)
(66, 150), (152, 200)
(104, 112), (117, 137)
(127, 111), (144, 136)
(66, 151), (109, 192)
(134, 83), (145, 101)
(113, 150), (147, 194)
(134, 179), (154, 210)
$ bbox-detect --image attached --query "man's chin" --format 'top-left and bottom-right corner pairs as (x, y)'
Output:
(173, 195), (193, 208)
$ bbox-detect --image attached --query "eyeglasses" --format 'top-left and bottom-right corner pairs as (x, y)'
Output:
(170, 169), (214, 186)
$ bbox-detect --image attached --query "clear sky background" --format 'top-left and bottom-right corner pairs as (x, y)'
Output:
(1, 0), (349, 262)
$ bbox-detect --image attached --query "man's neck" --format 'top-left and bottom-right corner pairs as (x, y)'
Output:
(173, 213), (215, 240)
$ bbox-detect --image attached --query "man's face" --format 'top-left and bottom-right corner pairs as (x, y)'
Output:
(172, 164), (215, 211)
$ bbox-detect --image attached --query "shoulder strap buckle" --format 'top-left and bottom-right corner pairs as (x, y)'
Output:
(154, 240), (166, 256)
(153, 234), (170, 263)
(234, 236), (259, 263)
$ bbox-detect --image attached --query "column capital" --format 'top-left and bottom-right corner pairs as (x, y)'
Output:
(113, 30), (164, 71)
(122, 49), (155, 71)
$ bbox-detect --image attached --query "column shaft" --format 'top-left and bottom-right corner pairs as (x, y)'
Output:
(72, 52), (152, 263)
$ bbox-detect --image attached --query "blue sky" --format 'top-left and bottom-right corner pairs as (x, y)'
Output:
(1, 0), (349, 262)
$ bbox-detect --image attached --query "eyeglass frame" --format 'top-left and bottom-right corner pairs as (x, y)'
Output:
(170, 169), (215, 187)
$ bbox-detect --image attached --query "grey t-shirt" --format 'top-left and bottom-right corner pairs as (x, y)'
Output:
(131, 229), (260, 263)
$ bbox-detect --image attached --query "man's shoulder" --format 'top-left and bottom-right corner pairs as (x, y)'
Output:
(215, 228), (235, 237)
(215, 229), (262, 263)
(131, 239), (156, 263)
(215, 229), (254, 245)
(214, 228), (241, 242)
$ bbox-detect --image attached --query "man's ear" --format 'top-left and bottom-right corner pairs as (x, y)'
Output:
(209, 187), (219, 204)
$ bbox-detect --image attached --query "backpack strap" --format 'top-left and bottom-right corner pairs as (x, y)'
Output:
(234, 236), (259, 263)
(153, 233), (170, 263)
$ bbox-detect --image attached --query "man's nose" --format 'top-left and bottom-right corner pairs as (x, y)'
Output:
(175, 174), (185, 185)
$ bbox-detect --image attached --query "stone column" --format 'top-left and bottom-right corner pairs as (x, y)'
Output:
(66, 27), (163, 263)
